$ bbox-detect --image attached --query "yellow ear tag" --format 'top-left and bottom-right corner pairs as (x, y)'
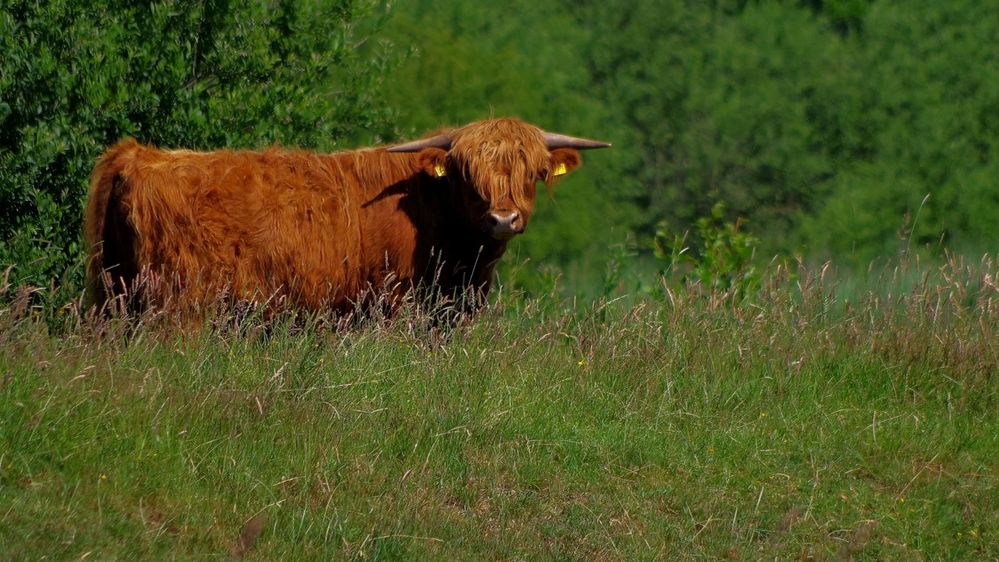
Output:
(553, 163), (568, 177)
(434, 163), (446, 178)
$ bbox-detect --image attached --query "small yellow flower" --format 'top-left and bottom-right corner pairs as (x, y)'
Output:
(577, 359), (587, 366)
(99, 474), (108, 481)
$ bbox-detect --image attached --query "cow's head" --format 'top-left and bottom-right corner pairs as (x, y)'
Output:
(388, 118), (610, 240)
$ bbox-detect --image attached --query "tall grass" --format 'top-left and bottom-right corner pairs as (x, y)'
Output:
(1, 256), (996, 559)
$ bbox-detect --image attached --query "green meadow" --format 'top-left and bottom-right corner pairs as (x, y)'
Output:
(2, 258), (996, 559)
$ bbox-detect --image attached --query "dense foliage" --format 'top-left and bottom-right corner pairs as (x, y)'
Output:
(1, 0), (997, 293)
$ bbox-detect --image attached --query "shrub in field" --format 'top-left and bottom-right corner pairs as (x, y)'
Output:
(0, 0), (399, 295)
(654, 202), (762, 299)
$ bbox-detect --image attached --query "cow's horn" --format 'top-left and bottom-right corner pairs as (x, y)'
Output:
(386, 134), (452, 152)
(543, 132), (612, 150)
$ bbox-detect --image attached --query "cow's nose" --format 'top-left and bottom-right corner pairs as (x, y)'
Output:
(488, 211), (523, 238)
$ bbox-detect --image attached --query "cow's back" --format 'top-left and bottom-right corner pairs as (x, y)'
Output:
(88, 142), (366, 310)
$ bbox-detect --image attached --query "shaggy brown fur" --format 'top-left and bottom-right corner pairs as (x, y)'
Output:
(84, 117), (584, 316)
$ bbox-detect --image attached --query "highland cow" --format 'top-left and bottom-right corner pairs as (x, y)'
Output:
(84, 117), (609, 316)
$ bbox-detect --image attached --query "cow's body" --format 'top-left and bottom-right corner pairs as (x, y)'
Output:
(84, 118), (608, 316)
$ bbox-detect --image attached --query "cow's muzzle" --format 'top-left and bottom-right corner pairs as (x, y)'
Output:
(487, 211), (524, 239)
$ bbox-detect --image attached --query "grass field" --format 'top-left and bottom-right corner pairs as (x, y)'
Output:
(1, 258), (997, 560)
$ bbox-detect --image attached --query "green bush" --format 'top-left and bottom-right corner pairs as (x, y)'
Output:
(654, 202), (761, 299)
(0, 0), (399, 295)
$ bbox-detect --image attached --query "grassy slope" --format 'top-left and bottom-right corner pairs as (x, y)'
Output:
(1, 263), (997, 560)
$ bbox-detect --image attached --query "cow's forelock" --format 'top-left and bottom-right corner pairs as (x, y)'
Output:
(449, 119), (549, 214)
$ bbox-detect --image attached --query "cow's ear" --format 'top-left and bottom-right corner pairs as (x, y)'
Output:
(546, 148), (581, 184)
(417, 148), (449, 179)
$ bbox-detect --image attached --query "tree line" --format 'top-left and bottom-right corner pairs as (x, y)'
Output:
(2, 0), (996, 294)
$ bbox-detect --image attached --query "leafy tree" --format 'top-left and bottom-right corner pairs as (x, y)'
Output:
(567, 1), (864, 253)
(803, 0), (999, 263)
